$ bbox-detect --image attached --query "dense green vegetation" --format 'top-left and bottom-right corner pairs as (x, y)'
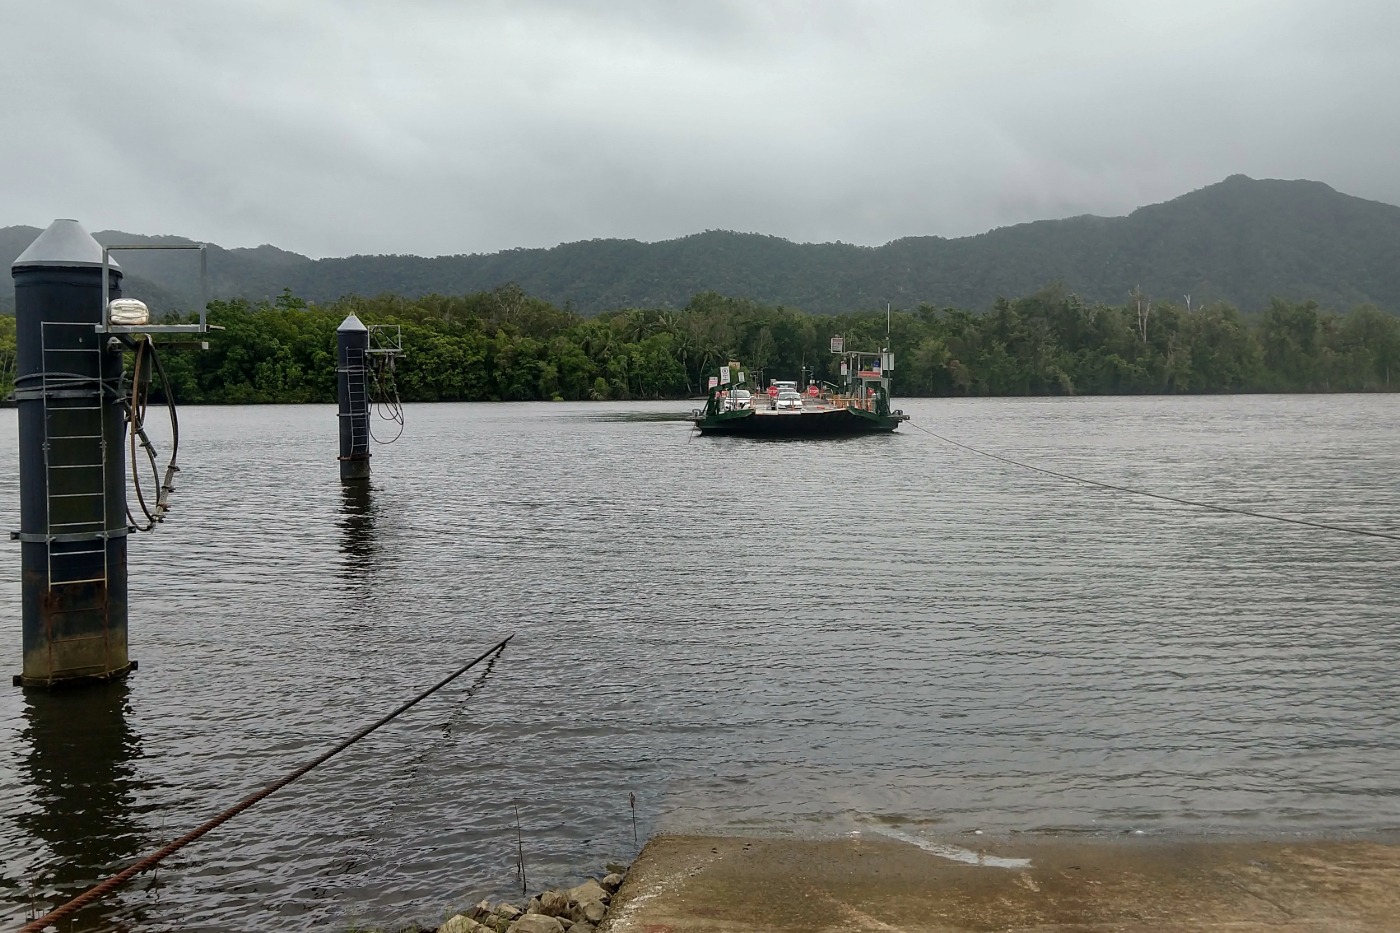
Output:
(8, 283), (1381, 405)
(0, 312), (14, 396)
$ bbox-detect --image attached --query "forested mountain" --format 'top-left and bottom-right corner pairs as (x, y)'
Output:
(4, 175), (1400, 316)
(0, 225), (311, 316)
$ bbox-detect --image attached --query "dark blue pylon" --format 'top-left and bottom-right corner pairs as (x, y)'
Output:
(11, 220), (132, 687)
(337, 314), (371, 482)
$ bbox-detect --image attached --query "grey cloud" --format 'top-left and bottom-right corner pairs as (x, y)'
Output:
(3, 1), (1399, 259)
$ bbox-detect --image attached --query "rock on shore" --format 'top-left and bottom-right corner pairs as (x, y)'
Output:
(432, 867), (626, 933)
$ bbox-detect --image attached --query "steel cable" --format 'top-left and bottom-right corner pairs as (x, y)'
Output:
(19, 635), (514, 933)
(906, 420), (1400, 542)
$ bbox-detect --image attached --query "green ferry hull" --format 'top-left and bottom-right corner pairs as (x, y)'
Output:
(693, 406), (907, 437)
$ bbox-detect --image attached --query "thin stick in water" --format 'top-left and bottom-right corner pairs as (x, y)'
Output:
(515, 803), (527, 896)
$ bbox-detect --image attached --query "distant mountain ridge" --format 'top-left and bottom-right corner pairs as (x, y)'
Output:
(4, 175), (1400, 315)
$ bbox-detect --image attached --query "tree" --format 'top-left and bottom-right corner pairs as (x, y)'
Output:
(1259, 298), (1322, 389)
(98, 283), (1400, 405)
(1130, 285), (1152, 345)
(0, 313), (16, 398)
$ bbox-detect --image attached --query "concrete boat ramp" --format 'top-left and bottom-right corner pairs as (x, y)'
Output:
(603, 834), (1400, 932)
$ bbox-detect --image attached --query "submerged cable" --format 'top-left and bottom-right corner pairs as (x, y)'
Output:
(20, 635), (514, 933)
(365, 651), (505, 862)
(906, 420), (1400, 542)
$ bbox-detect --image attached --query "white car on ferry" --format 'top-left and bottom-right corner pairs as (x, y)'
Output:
(724, 389), (753, 411)
(774, 389), (803, 411)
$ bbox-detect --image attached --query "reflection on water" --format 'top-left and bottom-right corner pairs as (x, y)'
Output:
(338, 481), (377, 579)
(13, 682), (150, 930)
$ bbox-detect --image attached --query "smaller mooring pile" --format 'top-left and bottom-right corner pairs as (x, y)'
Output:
(10, 220), (210, 687)
(336, 315), (403, 482)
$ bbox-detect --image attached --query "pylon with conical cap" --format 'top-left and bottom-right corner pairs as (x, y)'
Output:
(11, 220), (132, 687)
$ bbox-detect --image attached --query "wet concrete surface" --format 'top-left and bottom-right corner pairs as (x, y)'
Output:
(603, 834), (1400, 932)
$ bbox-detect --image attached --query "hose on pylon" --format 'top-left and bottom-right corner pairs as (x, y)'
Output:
(124, 336), (180, 531)
(368, 350), (404, 444)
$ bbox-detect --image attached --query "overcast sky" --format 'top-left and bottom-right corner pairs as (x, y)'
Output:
(4, 1), (1397, 259)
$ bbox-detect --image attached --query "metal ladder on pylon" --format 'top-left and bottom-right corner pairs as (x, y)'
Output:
(39, 320), (111, 592)
(346, 345), (370, 456)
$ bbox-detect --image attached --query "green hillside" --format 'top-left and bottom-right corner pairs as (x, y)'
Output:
(4, 176), (1400, 316)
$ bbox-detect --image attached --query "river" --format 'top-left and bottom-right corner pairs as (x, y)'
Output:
(2, 395), (1399, 930)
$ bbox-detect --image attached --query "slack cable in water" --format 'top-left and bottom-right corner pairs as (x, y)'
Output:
(20, 634), (514, 933)
(906, 420), (1400, 543)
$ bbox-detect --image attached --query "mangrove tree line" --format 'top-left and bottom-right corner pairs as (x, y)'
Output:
(3, 284), (1400, 402)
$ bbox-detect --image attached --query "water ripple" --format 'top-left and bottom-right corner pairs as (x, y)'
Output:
(2, 396), (1400, 930)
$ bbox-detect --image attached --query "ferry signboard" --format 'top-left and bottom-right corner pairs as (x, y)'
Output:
(830, 336), (844, 353)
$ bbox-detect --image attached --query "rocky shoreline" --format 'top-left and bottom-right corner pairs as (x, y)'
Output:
(376, 867), (627, 933)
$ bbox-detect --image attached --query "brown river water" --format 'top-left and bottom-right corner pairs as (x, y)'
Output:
(2, 395), (1399, 930)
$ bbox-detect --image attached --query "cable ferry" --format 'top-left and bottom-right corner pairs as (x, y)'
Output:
(691, 345), (908, 438)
